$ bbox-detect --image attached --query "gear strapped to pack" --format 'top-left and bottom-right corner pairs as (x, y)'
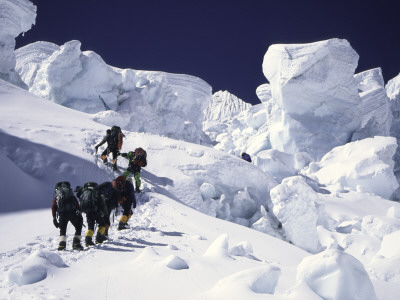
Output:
(79, 182), (101, 213)
(133, 147), (147, 167)
(112, 176), (126, 193)
(109, 126), (124, 150)
(54, 181), (77, 212)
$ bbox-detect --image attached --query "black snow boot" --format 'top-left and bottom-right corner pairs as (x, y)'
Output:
(58, 235), (67, 251)
(85, 236), (95, 246)
(95, 232), (107, 244)
(118, 221), (129, 230)
(72, 235), (84, 250)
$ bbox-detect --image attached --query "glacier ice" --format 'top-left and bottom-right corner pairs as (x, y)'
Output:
(15, 40), (212, 143)
(263, 38), (361, 160)
(0, 0), (36, 88)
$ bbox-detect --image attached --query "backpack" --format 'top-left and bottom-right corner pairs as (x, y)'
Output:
(99, 182), (119, 209)
(134, 147), (147, 167)
(109, 126), (123, 150)
(112, 176), (126, 193)
(241, 152), (252, 163)
(54, 181), (77, 213)
(79, 182), (100, 213)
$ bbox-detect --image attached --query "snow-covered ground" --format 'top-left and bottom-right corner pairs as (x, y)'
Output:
(2, 1), (400, 299)
(1, 77), (400, 299)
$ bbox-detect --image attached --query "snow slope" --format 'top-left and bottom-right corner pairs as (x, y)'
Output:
(1, 76), (400, 299)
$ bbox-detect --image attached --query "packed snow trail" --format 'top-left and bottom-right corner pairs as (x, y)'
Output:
(0, 188), (309, 300)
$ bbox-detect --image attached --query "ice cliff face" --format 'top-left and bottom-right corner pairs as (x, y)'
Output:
(0, 0), (36, 88)
(15, 40), (212, 143)
(262, 38), (362, 160)
(210, 39), (395, 184)
(352, 68), (392, 141)
(386, 73), (400, 177)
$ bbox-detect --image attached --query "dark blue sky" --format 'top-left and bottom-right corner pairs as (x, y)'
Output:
(16, 0), (400, 105)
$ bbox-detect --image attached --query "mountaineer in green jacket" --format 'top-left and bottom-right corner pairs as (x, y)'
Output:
(119, 147), (147, 193)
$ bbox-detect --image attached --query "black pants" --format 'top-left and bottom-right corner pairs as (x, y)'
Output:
(86, 210), (106, 230)
(121, 197), (133, 217)
(101, 148), (119, 160)
(58, 211), (83, 236)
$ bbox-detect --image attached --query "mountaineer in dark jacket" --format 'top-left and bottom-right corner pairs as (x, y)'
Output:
(95, 126), (124, 170)
(52, 181), (83, 250)
(112, 176), (136, 230)
(75, 183), (108, 246)
(98, 181), (123, 236)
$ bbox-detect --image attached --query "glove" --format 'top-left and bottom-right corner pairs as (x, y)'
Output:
(53, 217), (59, 228)
(95, 146), (98, 154)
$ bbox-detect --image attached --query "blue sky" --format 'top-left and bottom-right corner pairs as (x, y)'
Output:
(17, 0), (400, 104)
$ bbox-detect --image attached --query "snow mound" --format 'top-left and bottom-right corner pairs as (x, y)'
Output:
(270, 176), (322, 253)
(207, 264), (281, 297)
(297, 249), (377, 300)
(303, 136), (399, 199)
(0, 0), (36, 88)
(371, 230), (400, 281)
(263, 38), (361, 160)
(203, 233), (231, 259)
(162, 255), (189, 270)
(361, 215), (400, 240)
(8, 250), (67, 285)
(376, 230), (400, 258)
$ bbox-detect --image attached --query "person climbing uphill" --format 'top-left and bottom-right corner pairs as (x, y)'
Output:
(119, 147), (147, 193)
(95, 126), (125, 171)
(75, 182), (108, 246)
(112, 176), (136, 230)
(98, 181), (123, 237)
(52, 181), (84, 251)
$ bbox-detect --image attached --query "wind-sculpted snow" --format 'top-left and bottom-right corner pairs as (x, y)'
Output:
(15, 40), (212, 143)
(296, 249), (377, 300)
(3, 72), (400, 298)
(15, 41), (61, 87)
(262, 38), (362, 160)
(0, 0), (36, 88)
(255, 83), (272, 103)
(352, 68), (392, 141)
(302, 136), (399, 199)
(8, 250), (67, 285)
